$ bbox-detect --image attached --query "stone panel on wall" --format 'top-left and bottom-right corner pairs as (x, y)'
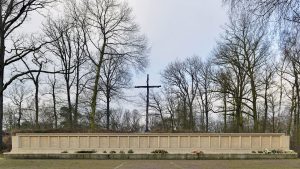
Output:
(139, 137), (148, 148)
(200, 137), (210, 148)
(190, 136), (199, 148)
(231, 137), (240, 149)
(60, 137), (69, 148)
(89, 137), (99, 148)
(221, 137), (229, 149)
(40, 137), (48, 148)
(169, 137), (178, 148)
(50, 137), (59, 148)
(129, 137), (139, 148)
(251, 137), (260, 149)
(159, 137), (168, 148)
(272, 136), (280, 148)
(119, 137), (128, 148)
(30, 137), (39, 148)
(180, 137), (189, 148)
(262, 136), (271, 149)
(241, 137), (251, 149)
(69, 137), (79, 148)
(149, 137), (158, 148)
(211, 137), (219, 149)
(20, 137), (30, 148)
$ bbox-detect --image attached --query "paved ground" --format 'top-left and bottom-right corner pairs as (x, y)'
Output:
(0, 159), (300, 169)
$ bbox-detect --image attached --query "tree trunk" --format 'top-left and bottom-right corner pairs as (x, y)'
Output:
(17, 104), (21, 129)
(0, 21), (5, 149)
(205, 88), (209, 133)
(294, 69), (300, 146)
(188, 103), (193, 131)
(263, 80), (269, 132)
(74, 63), (80, 128)
(0, 61), (3, 150)
(34, 82), (39, 128)
(287, 86), (295, 135)
(250, 76), (259, 132)
(182, 98), (188, 130)
(106, 91), (110, 130)
(52, 86), (57, 129)
(90, 42), (106, 130)
(66, 80), (73, 128)
(223, 93), (227, 133)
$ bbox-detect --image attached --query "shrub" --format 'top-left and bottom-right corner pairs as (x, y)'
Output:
(61, 151), (68, 154)
(284, 150), (296, 154)
(119, 150), (125, 154)
(76, 150), (97, 154)
(263, 148), (271, 154)
(252, 151), (257, 154)
(277, 149), (284, 154)
(257, 151), (263, 154)
(128, 149), (134, 154)
(103, 151), (107, 154)
(110, 150), (116, 154)
(2, 135), (12, 152)
(151, 149), (168, 154)
(271, 149), (277, 154)
(192, 150), (204, 155)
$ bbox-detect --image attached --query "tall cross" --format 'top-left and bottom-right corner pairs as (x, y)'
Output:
(135, 74), (161, 132)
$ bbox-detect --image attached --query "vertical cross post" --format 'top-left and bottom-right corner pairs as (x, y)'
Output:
(135, 74), (161, 132)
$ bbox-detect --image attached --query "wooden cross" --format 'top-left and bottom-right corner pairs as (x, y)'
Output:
(135, 74), (161, 132)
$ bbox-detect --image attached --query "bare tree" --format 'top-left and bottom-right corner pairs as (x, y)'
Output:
(99, 54), (131, 130)
(43, 12), (88, 128)
(20, 53), (48, 128)
(78, 0), (148, 129)
(214, 13), (270, 132)
(6, 83), (30, 129)
(225, 0), (300, 25)
(149, 91), (166, 130)
(281, 28), (300, 147)
(45, 70), (60, 129)
(0, 0), (53, 149)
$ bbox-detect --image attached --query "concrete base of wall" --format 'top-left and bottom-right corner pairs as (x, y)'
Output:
(4, 153), (298, 160)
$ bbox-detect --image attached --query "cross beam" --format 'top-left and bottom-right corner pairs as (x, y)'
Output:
(135, 74), (161, 132)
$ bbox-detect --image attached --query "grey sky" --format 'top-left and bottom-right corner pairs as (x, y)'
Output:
(128, 0), (228, 86)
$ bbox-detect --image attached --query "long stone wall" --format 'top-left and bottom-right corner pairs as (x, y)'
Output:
(10, 133), (291, 154)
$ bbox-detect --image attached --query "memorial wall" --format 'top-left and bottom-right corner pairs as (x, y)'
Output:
(10, 133), (290, 154)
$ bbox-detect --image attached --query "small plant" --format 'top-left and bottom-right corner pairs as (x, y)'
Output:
(76, 150), (97, 154)
(258, 151), (263, 154)
(252, 151), (257, 154)
(284, 150), (296, 154)
(151, 149), (168, 154)
(110, 150), (116, 154)
(263, 148), (271, 154)
(271, 149), (278, 154)
(277, 149), (284, 154)
(192, 150), (204, 155)
(119, 150), (125, 154)
(128, 149), (134, 154)
(61, 151), (68, 154)
(103, 150), (107, 154)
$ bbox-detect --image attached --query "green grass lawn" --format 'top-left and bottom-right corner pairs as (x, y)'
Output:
(0, 159), (299, 169)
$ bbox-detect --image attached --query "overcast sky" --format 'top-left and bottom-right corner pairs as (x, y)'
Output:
(128, 0), (228, 86)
